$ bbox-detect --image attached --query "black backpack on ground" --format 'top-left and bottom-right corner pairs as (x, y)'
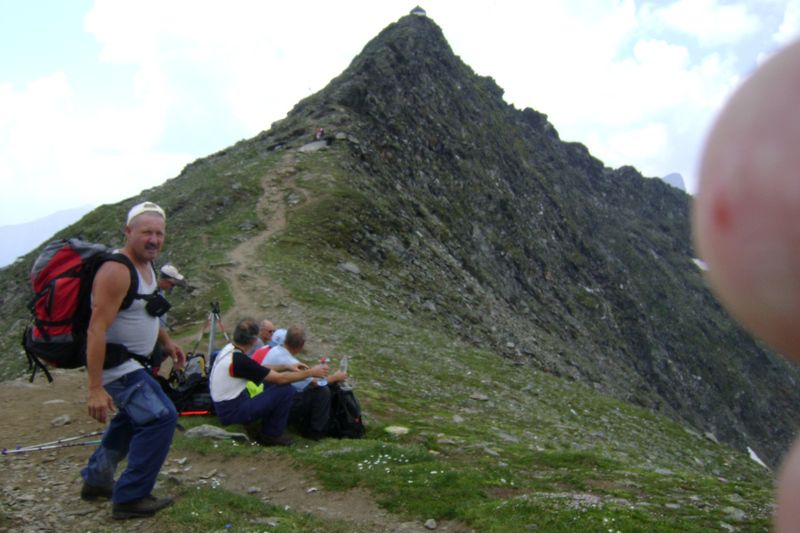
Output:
(156, 353), (214, 414)
(328, 383), (365, 439)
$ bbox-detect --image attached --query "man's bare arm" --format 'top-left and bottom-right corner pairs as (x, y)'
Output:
(85, 261), (129, 423)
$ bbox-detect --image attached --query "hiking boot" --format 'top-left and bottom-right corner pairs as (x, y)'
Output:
(80, 481), (113, 501)
(256, 434), (294, 447)
(112, 494), (174, 520)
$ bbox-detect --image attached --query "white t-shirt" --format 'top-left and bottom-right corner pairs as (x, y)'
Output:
(262, 345), (326, 391)
(209, 343), (244, 402)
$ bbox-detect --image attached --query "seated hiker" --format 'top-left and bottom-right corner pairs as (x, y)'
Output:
(269, 327), (286, 348)
(256, 325), (347, 440)
(246, 319), (275, 355)
(208, 318), (328, 446)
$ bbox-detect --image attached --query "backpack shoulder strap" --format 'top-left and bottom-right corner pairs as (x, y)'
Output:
(104, 253), (140, 310)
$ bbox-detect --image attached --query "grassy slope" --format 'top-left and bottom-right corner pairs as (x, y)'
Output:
(155, 144), (775, 532)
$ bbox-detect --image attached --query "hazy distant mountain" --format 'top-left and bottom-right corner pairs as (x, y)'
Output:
(0, 206), (93, 267)
(661, 172), (686, 191)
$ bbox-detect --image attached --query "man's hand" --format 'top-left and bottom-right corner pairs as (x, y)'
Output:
(329, 371), (347, 383)
(308, 364), (329, 379)
(164, 340), (186, 370)
(87, 387), (116, 424)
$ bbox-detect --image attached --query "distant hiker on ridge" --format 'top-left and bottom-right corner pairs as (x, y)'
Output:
(81, 201), (186, 520)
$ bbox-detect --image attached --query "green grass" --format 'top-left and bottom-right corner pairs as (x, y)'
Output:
(158, 486), (349, 532)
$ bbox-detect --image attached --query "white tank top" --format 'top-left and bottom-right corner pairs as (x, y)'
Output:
(105, 263), (159, 356)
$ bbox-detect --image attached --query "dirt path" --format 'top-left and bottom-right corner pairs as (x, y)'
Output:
(0, 371), (458, 532)
(221, 150), (306, 325)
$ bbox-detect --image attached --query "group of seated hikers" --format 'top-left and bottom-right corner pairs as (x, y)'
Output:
(207, 318), (348, 446)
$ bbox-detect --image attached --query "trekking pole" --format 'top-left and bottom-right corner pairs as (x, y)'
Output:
(3, 430), (105, 453)
(2, 439), (102, 455)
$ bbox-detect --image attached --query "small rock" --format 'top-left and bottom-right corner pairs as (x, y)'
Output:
(338, 261), (361, 275)
(385, 426), (410, 436)
(185, 424), (249, 441)
(470, 393), (489, 401)
(199, 469), (218, 480)
(51, 415), (72, 427)
(251, 517), (280, 527)
(424, 518), (438, 529)
(483, 447), (500, 457)
(724, 506), (746, 521)
(298, 140), (328, 153)
(496, 431), (519, 443)
(247, 486), (261, 494)
(452, 415), (464, 423)
(306, 487), (319, 493)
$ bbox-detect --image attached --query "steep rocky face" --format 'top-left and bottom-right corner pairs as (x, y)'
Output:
(1, 14), (797, 467)
(278, 15), (800, 465)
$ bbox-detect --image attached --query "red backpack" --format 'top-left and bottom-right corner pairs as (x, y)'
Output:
(22, 238), (145, 382)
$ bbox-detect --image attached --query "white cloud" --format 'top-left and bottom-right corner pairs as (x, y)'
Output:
(0, 70), (188, 226)
(651, 0), (761, 46)
(774, 0), (800, 44)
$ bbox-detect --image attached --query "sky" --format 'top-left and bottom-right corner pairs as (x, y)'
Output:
(0, 0), (798, 227)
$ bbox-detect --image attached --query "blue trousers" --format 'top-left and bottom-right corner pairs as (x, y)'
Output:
(81, 369), (178, 504)
(214, 384), (295, 437)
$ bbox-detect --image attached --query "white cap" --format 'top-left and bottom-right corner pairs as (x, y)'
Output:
(127, 201), (166, 224)
(272, 328), (287, 346)
(159, 264), (186, 285)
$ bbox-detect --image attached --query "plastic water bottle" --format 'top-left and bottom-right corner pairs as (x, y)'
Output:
(338, 355), (352, 390)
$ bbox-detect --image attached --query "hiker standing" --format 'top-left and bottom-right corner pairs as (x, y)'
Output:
(81, 201), (186, 520)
